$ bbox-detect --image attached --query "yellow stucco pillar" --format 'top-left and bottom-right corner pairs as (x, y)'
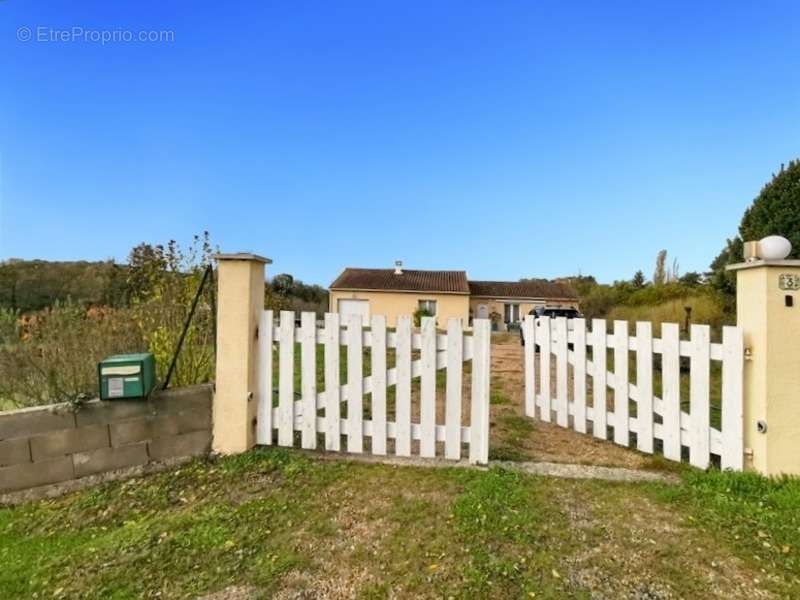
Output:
(213, 253), (271, 454)
(728, 259), (800, 475)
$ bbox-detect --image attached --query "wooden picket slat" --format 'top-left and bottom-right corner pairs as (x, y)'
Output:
(300, 312), (317, 449)
(689, 324), (711, 468)
(395, 315), (412, 457)
(661, 323), (681, 461)
(613, 320), (629, 446)
(278, 310), (294, 447)
(591, 319), (607, 439)
(721, 325), (744, 470)
(370, 315), (388, 456)
(324, 312), (341, 451)
(346, 314), (364, 454)
(523, 316), (536, 418)
(419, 317), (437, 458)
(635, 321), (653, 453)
(445, 318), (463, 460)
(572, 318), (587, 434)
(470, 319), (491, 464)
(555, 317), (569, 427)
(256, 310), (273, 445)
(539, 316), (551, 422)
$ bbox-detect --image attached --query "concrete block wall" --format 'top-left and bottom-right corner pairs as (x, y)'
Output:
(0, 384), (212, 494)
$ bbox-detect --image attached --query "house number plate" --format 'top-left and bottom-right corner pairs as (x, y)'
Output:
(779, 273), (800, 291)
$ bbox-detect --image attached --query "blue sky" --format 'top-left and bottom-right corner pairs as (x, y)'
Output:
(2, 1), (799, 286)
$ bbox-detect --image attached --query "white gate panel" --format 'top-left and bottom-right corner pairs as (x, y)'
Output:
(257, 311), (491, 465)
(522, 315), (744, 470)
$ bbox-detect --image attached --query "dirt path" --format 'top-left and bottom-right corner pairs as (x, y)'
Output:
(490, 335), (664, 469)
(271, 459), (777, 600)
(485, 337), (779, 598)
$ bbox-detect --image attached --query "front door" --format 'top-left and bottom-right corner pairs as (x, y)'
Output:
(477, 304), (489, 319)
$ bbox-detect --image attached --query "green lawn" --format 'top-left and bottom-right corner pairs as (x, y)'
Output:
(1, 448), (798, 599)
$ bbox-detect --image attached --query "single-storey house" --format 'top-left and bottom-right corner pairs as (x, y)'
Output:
(328, 262), (578, 328)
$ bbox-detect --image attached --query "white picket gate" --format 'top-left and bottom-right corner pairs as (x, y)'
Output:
(256, 311), (491, 464)
(522, 316), (744, 470)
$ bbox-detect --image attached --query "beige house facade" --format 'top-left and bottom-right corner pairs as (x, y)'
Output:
(329, 289), (470, 328)
(467, 280), (579, 326)
(329, 264), (578, 329)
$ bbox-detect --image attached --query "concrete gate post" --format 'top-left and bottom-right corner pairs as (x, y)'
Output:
(728, 256), (800, 476)
(213, 253), (271, 454)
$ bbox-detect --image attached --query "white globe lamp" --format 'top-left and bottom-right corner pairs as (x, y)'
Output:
(758, 235), (792, 260)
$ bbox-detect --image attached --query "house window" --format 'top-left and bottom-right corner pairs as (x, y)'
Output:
(418, 299), (437, 316)
(504, 303), (520, 323)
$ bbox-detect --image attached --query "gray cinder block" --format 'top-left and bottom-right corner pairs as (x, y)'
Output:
(0, 457), (74, 493)
(74, 400), (153, 427)
(29, 424), (110, 461)
(0, 437), (31, 467)
(109, 410), (211, 447)
(0, 407), (75, 440)
(72, 443), (149, 478)
(150, 384), (212, 415)
(148, 430), (211, 462)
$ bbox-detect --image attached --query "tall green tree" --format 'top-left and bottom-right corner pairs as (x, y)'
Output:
(679, 271), (703, 287)
(711, 160), (800, 293)
(271, 274), (294, 297)
(653, 250), (668, 286)
(0, 259), (127, 312)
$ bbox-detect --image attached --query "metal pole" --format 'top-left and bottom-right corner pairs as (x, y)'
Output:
(162, 264), (213, 390)
(208, 263), (217, 362)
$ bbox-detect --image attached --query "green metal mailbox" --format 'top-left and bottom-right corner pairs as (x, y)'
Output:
(98, 353), (156, 400)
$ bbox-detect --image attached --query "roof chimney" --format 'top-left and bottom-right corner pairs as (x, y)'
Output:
(394, 260), (403, 275)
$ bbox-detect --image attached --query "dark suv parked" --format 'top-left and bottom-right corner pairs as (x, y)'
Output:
(519, 307), (582, 348)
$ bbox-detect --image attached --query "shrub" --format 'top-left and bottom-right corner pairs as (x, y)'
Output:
(127, 234), (216, 386)
(0, 308), (18, 344)
(579, 284), (626, 319)
(607, 292), (730, 337)
(265, 273), (328, 316)
(413, 308), (434, 327)
(0, 234), (219, 409)
(0, 303), (143, 408)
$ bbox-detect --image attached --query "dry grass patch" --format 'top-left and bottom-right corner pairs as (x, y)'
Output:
(490, 338), (662, 469)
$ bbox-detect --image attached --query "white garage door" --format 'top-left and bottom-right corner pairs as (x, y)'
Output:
(338, 299), (370, 326)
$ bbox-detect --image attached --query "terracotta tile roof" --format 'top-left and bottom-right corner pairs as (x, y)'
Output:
(330, 268), (470, 294)
(468, 279), (577, 300)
